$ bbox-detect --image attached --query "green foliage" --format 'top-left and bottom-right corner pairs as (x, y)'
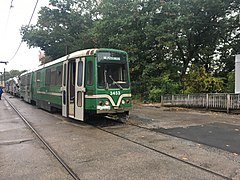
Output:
(0, 70), (26, 81)
(21, 0), (98, 59)
(20, 0), (240, 97)
(225, 71), (235, 93)
(132, 73), (179, 102)
(149, 81), (179, 102)
(204, 77), (224, 93)
(183, 65), (208, 93)
(184, 65), (224, 93)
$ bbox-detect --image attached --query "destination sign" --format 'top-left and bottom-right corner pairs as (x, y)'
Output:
(97, 51), (127, 63)
(103, 56), (121, 61)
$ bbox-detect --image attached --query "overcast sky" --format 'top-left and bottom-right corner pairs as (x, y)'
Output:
(0, 0), (49, 72)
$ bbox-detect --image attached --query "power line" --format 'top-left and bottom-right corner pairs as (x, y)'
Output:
(8, 0), (40, 62)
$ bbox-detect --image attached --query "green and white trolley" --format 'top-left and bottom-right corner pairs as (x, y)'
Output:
(19, 48), (132, 121)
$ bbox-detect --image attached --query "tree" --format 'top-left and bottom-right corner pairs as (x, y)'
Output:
(1, 70), (26, 82)
(183, 65), (224, 93)
(21, 0), (98, 59)
(94, 0), (180, 96)
(160, 0), (239, 78)
(225, 71), (235, 92)
(20, 0), (240, 96)
(214, 11), (240, 77)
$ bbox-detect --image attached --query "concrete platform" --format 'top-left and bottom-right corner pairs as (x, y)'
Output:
(0, 94), (72, 179)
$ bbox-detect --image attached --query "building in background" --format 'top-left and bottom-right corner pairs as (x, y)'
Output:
(235, 55), (240, 93)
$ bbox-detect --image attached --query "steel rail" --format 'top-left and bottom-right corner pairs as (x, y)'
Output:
(90, 118), (231, 180)
(127, 122), (231, 180)
(5, 97), (80, 180)
(4, 95), (231, 179)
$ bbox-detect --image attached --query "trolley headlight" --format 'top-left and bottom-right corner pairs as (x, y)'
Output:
(98, 101), (104, 106)
(105, 100), (110, 106)
(122, 100), (126, 105)
(126, 99), (130, 104)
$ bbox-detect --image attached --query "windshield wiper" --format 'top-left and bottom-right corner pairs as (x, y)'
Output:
(104, 70), (109, 89)
(109, 75), (123, 89)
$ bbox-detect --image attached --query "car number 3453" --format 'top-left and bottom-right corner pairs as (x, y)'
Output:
(110, 91), (121, 96)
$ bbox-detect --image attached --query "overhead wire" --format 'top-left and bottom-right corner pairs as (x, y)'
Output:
(8, 0), (40, 62)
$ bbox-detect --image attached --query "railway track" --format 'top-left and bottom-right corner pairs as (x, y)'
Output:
(86, 117), (232, 180)
(4, 97), (80, 180)
(4, 95), (234, 179)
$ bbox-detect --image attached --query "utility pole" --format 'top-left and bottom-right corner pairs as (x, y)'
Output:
(3, 68), (5, 86)
(0, 72), (2, 86)
(0, 61), (8, 87)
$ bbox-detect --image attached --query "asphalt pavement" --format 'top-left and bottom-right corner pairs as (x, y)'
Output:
(154, 122), (240, 154)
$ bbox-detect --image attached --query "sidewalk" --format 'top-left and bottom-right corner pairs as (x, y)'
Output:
(0, 94), (71, 179)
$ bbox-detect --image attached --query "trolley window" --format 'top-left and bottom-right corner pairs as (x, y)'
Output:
(36, 71), (41, 87)
(77, 61), (83, 87)
(97, 51), (129, 89)
(77, 91), (82, 107)
(56, 65), (62, 85)
(45, 69), (51, 86)
(51, 67), (57, 85)
(63, 64), (66, 86)
(26, 74), (31, 86)
(21, 76), (25, 86)
(86, 61), (93, 86)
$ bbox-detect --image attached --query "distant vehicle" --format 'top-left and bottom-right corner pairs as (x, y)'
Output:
(18, 48), (132, 121)
(5, 77), (20, 97)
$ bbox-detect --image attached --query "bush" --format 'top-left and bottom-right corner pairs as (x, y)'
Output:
(149, 87), (162, 102)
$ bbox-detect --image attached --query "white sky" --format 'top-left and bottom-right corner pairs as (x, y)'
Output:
(0, 0), (50, 72)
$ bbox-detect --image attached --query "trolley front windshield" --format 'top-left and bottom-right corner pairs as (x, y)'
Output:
(97, 51), (130, 89)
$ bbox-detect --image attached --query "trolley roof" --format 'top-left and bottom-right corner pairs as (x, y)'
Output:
(21, 48), (127, 73)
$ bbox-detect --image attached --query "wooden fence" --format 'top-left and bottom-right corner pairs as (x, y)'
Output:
(161, 93), (240, 113)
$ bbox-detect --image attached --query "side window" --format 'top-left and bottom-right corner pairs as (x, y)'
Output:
(56, 65), (63, 85)
(36, 71), (41, 87)
(86, 61), (93, 85)
(63, 64), (66, 86)
(23, 76), (26, 86)
(51, 67), (57, 85)
(27, 74), (30, 86)
(45, 69), (51, 86)
(21, 76), (25, 86)
(77, 61), (83, 86)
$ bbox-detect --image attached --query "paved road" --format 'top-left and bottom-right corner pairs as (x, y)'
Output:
(154, 122), (240, 154)
(131, 104), (240, 154)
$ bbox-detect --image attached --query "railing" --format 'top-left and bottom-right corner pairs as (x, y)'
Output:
(161, 93), (240, 113)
